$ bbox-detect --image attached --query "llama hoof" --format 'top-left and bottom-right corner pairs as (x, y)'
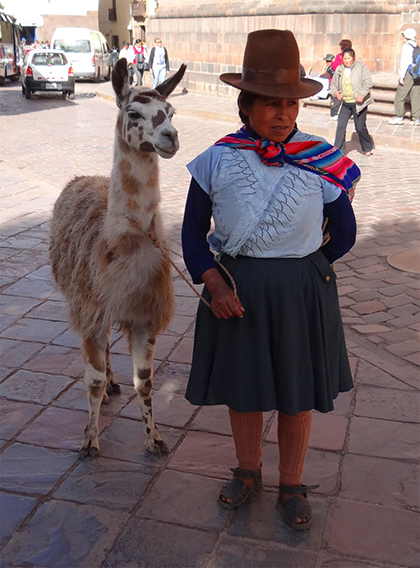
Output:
(106, 382), (121, 396)
(145, 438), (170, 455)
(79, 441), (100, 459)
(102, 392), (110, 405)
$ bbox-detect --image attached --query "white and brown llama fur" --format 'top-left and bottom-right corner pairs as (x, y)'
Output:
(49, 59), (187, 458)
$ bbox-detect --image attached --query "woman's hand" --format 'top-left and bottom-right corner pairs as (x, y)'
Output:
(335, 91), (343, 100)
(356, 95), (364, 103)
(202, 268), (244, 319)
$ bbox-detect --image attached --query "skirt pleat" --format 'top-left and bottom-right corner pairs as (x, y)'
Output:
(185, 250), (353, 415)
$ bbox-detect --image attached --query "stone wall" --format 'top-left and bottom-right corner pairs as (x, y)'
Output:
(146, 0), (420, 97)
(37, 12), (99, 42)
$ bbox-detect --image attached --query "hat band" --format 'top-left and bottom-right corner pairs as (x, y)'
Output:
(241, 66), (298, 85)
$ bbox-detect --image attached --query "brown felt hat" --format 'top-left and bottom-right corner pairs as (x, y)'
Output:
(219, 29), (322, 99)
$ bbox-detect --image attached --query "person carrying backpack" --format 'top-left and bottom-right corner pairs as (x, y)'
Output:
(389, 28), (420, 126)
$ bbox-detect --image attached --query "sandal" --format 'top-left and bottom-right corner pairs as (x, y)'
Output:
(219, 467), (262, 510)
(277, 484), (319, 530)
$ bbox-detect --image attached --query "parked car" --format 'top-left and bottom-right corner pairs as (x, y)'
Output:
(51, 27), (110, 81)
(21, 49), (75, 99)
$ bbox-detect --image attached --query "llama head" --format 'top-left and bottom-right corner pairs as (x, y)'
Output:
(112, 60), (187, 159)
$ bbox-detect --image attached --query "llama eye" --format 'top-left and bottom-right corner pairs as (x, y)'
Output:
(127, 111), (143, 121)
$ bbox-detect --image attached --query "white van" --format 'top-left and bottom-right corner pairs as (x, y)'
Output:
(51, 27), (110, 81)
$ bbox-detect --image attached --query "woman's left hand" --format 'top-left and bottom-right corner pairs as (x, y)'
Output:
(356, 95), (364, 103)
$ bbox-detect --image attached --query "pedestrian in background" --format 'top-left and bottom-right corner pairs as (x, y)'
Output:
(182, 29), (357, 531)
(389, 28), (420, 126)
(328, 39), (352, 120)
(149, 38), (170, 89)
(330, 48), (374, 156)
(118, 41), (135, 85)
(133, 39), (149, 86)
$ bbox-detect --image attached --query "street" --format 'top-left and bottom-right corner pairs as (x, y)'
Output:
(0, 80), (419, 568)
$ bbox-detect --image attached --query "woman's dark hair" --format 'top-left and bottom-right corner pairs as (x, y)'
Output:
(343, 48), (356, 59)
(339, 39), (352, 51)
(237, 91), (259, 126)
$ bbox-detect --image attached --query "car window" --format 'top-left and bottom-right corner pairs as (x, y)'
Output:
(53, 39), (90, 53)
(32, 52), (67, 66)
(92, 33), (102, 52)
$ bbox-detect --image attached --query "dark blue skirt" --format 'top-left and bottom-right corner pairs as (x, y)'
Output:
(185, 250), (353, 415)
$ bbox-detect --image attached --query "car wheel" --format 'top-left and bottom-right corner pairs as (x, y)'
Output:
(93, 67), (101, 83)
(68, 91), (75, 100)
(10, 74), (20, 82)
(105, 66), (111, 81)
(22, 84), (26, 96)
(0, 75), (5, 86)
(25, 88), (31, 99)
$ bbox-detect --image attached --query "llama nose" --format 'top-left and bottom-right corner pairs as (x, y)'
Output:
(161, 129), (177, 142)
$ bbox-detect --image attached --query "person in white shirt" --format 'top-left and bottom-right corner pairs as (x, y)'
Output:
(118, 41), (135, 85)
(149, 38), (170, 89)
(389, 28), (420, 126)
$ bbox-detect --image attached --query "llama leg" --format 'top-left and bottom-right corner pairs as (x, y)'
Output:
(80, 333), (108, 459)
(105, 331), (121, 398)
(129, 325), (169, 455)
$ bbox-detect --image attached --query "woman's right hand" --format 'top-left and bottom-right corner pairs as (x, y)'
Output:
(335, 91), (343, 100)
(202, 268), (245, 319)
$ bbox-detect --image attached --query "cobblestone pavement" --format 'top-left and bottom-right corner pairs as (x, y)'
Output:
(0, 82), (419, 568)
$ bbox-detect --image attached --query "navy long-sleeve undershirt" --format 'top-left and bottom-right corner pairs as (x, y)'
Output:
(181, 177), (356, 284)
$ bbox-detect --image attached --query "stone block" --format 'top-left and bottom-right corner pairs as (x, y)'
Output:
(0, 492), (38, 541)
(120, 388), (195, 428)
(53, 457), (154, 511)
(354, 386), (419, 423)
(169, 430), (235, 478)
(137, 469), (229, 530)
(1, 317), (68, 343)
(309, 412), (348, 451)
(348, 416), (419, 460)
(0, 338), (43, 368)
(340, 454), (419, 509)
(0, 369), (73, 405)
(327, 499), (419, 567)
(214, 535), (317, 567)
(152, 360), (191, 393)
(22, 344), (84, 378)
(17, 406), (110, 451)
(354, 359), (415, 390)
(352, 301), (386, 315)
(98, 417), (182, 465)
(228, 489), (328, 550)
(103, 518), (217, 568)
(168, 336), (194, 363)
(385, 339), (419, 358)
(0, 399), (42, 440)
(1, 500), (128, 568)
(0, 443), (77, 495)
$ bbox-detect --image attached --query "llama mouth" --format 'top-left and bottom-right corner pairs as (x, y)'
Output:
(155, 146), (178, 159)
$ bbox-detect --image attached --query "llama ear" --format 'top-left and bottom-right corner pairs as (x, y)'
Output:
(112, 59), (130, 108)
(155, 64), (187, 99)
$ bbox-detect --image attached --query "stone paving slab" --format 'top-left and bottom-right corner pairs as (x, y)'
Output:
(0, 82), (419, 567)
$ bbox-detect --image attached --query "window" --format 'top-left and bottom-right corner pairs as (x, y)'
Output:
(52, 39), (90, 53)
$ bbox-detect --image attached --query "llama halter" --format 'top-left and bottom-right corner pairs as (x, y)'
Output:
(215, 126), (360, 201)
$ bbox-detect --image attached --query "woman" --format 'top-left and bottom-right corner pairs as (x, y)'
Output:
(133, 39), (148, 86)
(328, 39), (352, 120)
(330, 48), (374, 156)
(182, 30), (358, 531)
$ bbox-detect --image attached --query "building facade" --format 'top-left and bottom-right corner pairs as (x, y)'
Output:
(145, 0), (420, 96)
(98, 0), (149, 49)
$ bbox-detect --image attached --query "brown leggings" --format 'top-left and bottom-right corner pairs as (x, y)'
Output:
(229, 408), (312, 486)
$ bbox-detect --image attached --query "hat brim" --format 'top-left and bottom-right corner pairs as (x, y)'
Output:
(219, 73), (322, 99)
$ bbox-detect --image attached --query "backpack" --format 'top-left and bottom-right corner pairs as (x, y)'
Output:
(408, 45), (420, 80)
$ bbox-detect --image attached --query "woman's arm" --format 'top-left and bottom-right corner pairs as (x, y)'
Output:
(182, 178), (244, 319)
(322, 191), (357, 264)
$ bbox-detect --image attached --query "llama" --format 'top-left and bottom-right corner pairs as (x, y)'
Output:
(49, 59), (186, 459)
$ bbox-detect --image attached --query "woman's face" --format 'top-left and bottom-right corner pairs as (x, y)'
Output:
(241, 96), (299, 143)
(343, 53), (355, 67)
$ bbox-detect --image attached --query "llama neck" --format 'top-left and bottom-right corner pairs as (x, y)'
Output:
(107, 133), (160, 231)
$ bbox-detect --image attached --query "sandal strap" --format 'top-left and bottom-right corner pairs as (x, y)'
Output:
(231, 467), (262, 480)
(279, 484), (319, 496)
